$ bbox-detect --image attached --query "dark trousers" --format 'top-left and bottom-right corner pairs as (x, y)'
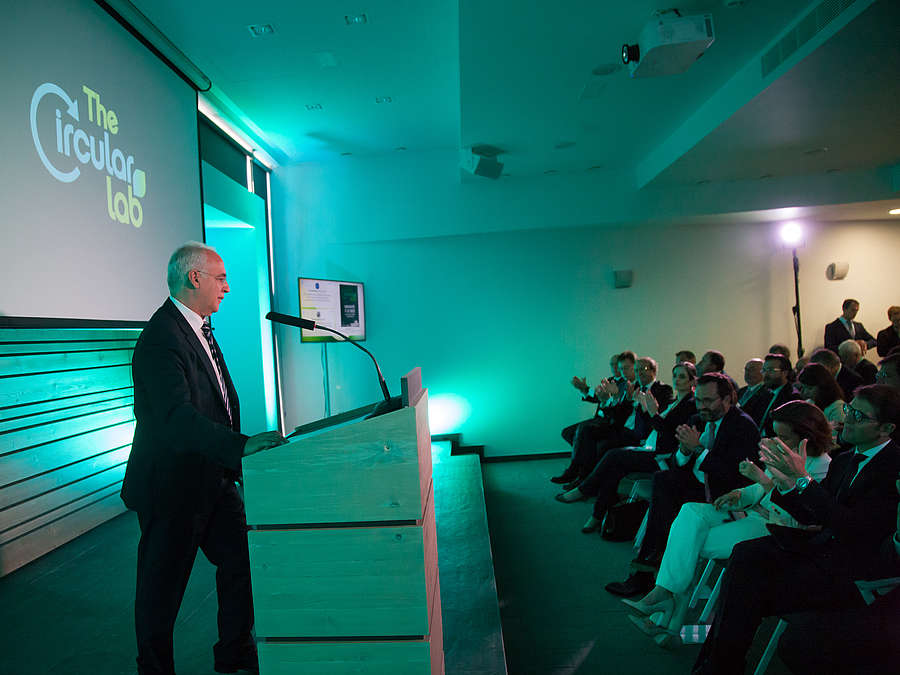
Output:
(562, 418), (640, 477)
(778, 586), (900, 674)
(135, 480), (255, 675)
(692, 536), (865, 675)
(577, 448), (662, 519)
(635, 467), (706, 562)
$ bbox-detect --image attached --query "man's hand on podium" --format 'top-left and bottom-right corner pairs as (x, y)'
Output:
(243, 431), (287, 456)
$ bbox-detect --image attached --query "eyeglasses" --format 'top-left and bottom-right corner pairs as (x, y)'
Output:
(761, 366), (783, 373)
(197, 271), (228, 285)
(842, 403), (879, 424)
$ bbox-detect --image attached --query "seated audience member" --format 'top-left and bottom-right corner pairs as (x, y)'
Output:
(757, 353), (801, 437)
(737, 358), (772, 426)
(676, 350), (696, 365)
(839, 339), (876, 386)
(810, 346), (863, 401)
(796, 362), (846, 437)
(768, 343), (791, 360)
(552, 352), (639, 485)
(825, 298), (876, 352)
(777, 480), (900, 674)
(793, 355), (810, 379)
(562, 353), (621, 450)
(853, 339), (880, 385)
(623, 401), (833, 647)
(696, 350), (725, 375)
(877, 353), (900, 391)
(604, 373), (758, 598)
(691, 384), (900, 675)
(556, 363), (695, 528)
(876, 305), (900, 357)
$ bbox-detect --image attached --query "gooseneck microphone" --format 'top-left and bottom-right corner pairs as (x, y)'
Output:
(265, 311), (391, 402)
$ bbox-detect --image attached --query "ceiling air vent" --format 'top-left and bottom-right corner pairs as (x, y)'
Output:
(761, 0), (857, 78)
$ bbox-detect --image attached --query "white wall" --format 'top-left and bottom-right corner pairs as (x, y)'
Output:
(270, 151), (900, 456)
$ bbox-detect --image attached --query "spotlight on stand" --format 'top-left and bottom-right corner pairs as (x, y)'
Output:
(778, 221), (806, 359)
(779, 221), (803, 246)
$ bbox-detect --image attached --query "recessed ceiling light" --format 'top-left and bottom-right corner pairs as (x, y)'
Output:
(394, 146), (407, 151)
(587, 164), (604, 171)
(340, 152), (352, 156)
(554, 141), (576, 150)
(345, 14), (367, 25)
(759, 173), (773, 179)
(803, 147), (829, 155)
(544, 169), (558, 175)
(247, 24), (275, 37)
(889, 208), (900, 215)
(305, 103), (323, 111)
(375, 96), (392, 104)
(696, 179), (711, 185)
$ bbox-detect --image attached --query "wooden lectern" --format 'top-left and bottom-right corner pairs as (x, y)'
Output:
(242, 368), (444, 674)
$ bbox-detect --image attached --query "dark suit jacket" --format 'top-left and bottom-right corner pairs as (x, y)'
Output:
(771, 440), (900, 580)
(836, 365), (865, 400)
(758, 383), (802, 437)
(606, 380), (674, 440)
(876, 326), (900, 358)
(648, 393), (695, 455)
(738, 385), (773, 427)
(825, 317), (875, 352)
(855, 358), (878, 386)
(682, 405), (759, 500)
(121, 299), (248, 517)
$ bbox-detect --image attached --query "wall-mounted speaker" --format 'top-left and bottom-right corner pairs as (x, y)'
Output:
(826, 262), (849, 280)
(613, 269), (633, 288)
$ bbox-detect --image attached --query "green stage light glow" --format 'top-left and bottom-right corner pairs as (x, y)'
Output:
(428, 393), (472, 434)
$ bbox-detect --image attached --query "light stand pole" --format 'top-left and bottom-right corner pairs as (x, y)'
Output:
(791, 247), (804, 358)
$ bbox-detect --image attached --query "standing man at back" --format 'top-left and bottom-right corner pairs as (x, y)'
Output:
(121, 242), (286, 675)
(825, 298), (876, 352)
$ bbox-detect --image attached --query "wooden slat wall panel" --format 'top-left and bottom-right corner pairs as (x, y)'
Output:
(0, 445), (131, 511)
(1, 365), (134, 408)
(0, 394), (134, 433)
(2, 421), (135, 487)
(0, 327), (140, 576)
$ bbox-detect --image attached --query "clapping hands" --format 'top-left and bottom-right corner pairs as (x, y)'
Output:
(758, 437), (808, 491)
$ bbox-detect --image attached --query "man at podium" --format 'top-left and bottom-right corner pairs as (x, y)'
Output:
(121, 242), (285, 675)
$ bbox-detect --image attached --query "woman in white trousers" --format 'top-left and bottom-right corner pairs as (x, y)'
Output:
(622, 400), (833, 647)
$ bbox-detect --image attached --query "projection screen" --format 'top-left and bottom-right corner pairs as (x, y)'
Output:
(0, 0), (204, 322)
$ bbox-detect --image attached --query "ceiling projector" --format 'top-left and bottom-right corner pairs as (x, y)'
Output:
(622, 12), (715, 77)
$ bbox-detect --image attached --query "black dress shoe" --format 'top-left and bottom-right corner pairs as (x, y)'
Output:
(550, 468), (578, 484)
(214, 655), (259, 674)
(604, 571), (654, 598)
(562, 477), (584, 491)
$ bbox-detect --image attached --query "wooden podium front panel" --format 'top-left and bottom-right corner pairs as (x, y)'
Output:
(249, 486), (436, 639)
(243, 401), (428, 525)
(257, 640), (432, 675)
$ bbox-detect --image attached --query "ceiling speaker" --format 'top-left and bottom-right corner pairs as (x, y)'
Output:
(460, 148), (504, 179)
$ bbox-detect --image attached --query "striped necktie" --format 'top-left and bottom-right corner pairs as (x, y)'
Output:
(201, 320), (232, 425)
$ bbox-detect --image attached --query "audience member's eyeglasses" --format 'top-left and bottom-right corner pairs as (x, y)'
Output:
(842, 403), (879, 424)
(761, 366), (782, 373)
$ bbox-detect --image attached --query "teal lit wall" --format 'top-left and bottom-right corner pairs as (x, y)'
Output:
(270, 150), (900, 457)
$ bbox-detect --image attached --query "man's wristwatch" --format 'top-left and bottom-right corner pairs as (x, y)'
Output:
(794, 475), (812, 493)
